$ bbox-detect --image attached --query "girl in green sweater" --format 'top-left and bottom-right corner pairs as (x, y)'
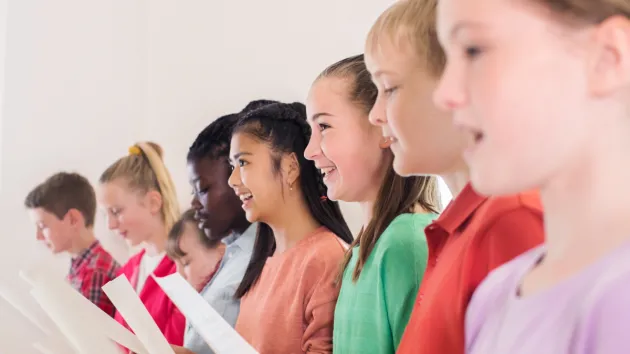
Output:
(304, 54), (441, 354)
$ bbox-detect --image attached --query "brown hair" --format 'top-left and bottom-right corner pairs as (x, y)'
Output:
(99, 141), (180, 232)
(317, 54), (442, 283)
(166, 209), (220, 260)
(25, 172), (97, 227)
(533, 0), (630, 24)
(366, 0), (444, 77)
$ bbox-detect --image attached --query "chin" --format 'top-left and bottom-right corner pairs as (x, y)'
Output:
(470, 171), (532, 197)
(244, 209), (260, 223)
(392, 155), (416, 177)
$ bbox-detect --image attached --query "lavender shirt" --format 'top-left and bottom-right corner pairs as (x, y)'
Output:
(466, 244), (630, 354)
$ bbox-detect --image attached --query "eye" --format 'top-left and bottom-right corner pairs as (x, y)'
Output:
(383, 86), (398, 96)
(464, 46), (482, 59)
(318, 123), (331, 132)
(238, 159), (248, 167)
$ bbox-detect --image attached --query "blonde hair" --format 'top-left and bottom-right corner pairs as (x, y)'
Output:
(100, 141), (180, 231)
(366, 0), (444, 77)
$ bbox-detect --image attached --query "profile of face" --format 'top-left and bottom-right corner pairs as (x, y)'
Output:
(98, 179), (163, 247)
(366, 40), (467, 177)
(188, 157), (244, 241)
(305, 77), (389, 202)
(177, 221), (222, 291)
(28, 208), (79, 254)
(434, 0), (607, 195)
(228, 132), (299, 223)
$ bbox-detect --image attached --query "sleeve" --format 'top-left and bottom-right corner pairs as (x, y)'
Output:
(480, 207), (544, 274)
(582, 276), (630, 353)
(380, 223), (428, 350)
(301, 248), (342, 353)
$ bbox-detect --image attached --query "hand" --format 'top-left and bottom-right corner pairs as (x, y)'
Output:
(171, 345), (195, 354)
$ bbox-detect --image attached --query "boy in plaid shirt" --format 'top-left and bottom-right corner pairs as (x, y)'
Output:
(25, 172), (120, 317)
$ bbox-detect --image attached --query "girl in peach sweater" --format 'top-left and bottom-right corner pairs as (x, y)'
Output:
(227, 102), (354, 354)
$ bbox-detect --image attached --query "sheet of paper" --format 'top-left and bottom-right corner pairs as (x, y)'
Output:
(31, 287), (123, 354)
(0, 284), (54, 335)
(102, 275), (175, 354)
(20, 264), (148, 354)
(32, 334), (76, 354)
(153, 273), (259, 354)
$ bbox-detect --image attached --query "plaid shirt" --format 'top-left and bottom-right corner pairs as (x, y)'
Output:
(67, 240), (120, 317)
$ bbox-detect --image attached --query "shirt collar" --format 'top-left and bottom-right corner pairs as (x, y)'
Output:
(223, 222), (257, 254)
(433, 183), (487, 234)
(70, 240), (101, 270)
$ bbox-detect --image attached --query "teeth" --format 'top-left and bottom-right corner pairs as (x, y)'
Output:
(320, 167), (336, 177)
(239, 193), (253, 201)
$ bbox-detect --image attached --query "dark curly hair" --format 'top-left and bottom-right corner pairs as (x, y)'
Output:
(233, 102), (353, 298)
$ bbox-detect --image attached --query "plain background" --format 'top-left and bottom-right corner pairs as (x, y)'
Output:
(0, 1), (452, 352)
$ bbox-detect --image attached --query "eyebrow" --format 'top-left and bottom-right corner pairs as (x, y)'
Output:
(231, 151), (252, 161)
(309, 112), (332, 122)
(449, 20), (485, 40)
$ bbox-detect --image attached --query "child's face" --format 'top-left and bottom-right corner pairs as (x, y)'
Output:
(98, 179), (160, 247)
(228, 132), (294, 224)
(305, 77), (388, 202)
(28, 208), (74, 254)
(434, 0), (596, 195)
(366, 40), (467, 177)
(177, 221), (222, 291)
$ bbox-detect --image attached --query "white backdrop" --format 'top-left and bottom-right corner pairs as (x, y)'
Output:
(0, 1), (450, 352)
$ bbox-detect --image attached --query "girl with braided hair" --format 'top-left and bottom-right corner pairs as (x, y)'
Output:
(228, 102), (352, 354)
(97, 141), (185, 348)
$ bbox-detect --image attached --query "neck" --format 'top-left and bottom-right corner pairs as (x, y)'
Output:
(144, 223), (168, 256)
(359, 201), (374, 230)
(440, 164), (470, 197)
(541, 134), (630, 263)
(269, 193), (321, 255)
(69, 228), (97, 257)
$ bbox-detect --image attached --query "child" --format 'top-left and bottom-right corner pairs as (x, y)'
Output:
(364, 1), (545, 353)
(229, 102), (353, 354)
(434, 0), (630, 352)
(24, 172), (119, 317)
(170, 100), (277, 354)
(305, 54), (440, 353)
(166, 209), (225, 292)
(98, 141), (185, 346)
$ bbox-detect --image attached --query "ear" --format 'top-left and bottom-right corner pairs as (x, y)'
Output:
(65, 209), (85, 228)
(144, 190), (164, 215)
(282, 152), (301, 187)
(587, 16), (630, 97)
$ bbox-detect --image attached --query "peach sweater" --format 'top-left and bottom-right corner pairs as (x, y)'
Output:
(235, 227), (347, 354)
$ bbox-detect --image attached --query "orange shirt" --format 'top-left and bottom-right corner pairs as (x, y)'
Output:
(397, 184), (544, 354)
(235, 227), (346, 354)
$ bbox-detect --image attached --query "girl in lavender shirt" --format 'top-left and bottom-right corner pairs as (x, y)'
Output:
(432, 0), (630, 353)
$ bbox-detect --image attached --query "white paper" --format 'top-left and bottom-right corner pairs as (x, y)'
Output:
(32, 335), (75, 354)
(102, 275), (175, 354)
(0, 284), (55, 335)
(31, 287), (123, 354)
(152, 273), (259, 354)
(19, 263), (148, 354)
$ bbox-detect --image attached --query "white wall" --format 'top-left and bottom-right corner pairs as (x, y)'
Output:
(0, 1), (451, 352)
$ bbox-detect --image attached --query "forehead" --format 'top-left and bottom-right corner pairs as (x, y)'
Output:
(307, 78), (349, 115)
(98, 179), (133, 205)
(230, 132), (264, 156)
(29, 207), (58, 223)
(365, 38), (419, 78)
(188, 157), (229, 183)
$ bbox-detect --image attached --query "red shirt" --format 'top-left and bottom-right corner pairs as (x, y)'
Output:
(397, 184), (544, 354)
(67, 240), (119, 317)
(114, 250), (185, 348)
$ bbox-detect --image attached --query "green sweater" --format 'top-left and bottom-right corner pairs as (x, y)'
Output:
(332, 213), (435, 354)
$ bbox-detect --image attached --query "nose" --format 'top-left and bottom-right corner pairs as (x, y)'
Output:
(304, 130), (322, 161)
(433, 63), (467, 112)
(191, 194), (202, 210)
(35, 230), (44, 241)
(369, 94), (387, 127)
(107, 215), (118, 230)
(228, 166), (241, 189)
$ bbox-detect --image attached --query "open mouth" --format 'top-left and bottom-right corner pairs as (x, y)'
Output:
(319, 167), (337, 181)
(239, 192), (253, 202)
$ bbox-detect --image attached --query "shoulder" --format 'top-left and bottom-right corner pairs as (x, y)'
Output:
(380, 213), (435, 246)
(476, 190), (543, 226)
(304, 228), (347, 263)
(118, 249), (146, 275)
